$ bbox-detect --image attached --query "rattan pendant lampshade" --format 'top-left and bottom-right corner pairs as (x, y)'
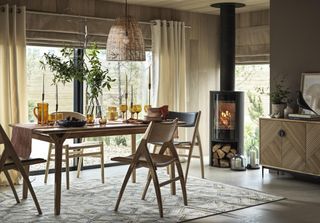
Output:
(106, 0), (145, 61)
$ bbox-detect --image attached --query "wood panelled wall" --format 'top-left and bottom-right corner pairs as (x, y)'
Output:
(1, 0), (220, 158)
(270, 0), (320, 111)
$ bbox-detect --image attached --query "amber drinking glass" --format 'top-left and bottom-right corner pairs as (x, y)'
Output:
(130, 105), (136, 119)
(86, 114), (94, 124)
(135, 104), (142, 119)
(119, 104), (127, 119)
(33, 102), (49, 125)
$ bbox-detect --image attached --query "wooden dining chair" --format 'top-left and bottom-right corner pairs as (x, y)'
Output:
(152, 111), (204, 184)
(44, 111), (104, 189)
(111, 119), (187, 218)
(0, 124), (46, 215)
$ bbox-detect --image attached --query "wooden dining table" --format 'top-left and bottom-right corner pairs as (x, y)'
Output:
(10, 122), (148, 215)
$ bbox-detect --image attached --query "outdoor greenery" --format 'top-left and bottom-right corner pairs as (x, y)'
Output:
(235, 64), (270, 158)
(244, 91), (264, 156)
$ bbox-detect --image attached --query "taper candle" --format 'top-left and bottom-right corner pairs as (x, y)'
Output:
(148, 65), (151, 88)
(42, 72), (45, 101)
(131, 85), (133, 104)
(148, 65), (151, 105)
(55, 84), (58, 112)
(125, 75), (128, 97)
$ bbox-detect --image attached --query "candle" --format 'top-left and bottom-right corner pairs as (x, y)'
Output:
(148, 65), (151, 88)
(42, 72), (45, 101)
(56, 84), (58, 112)
(131, 85), (133, 105)
(148, 65), (151, 105)
(125, 74), (128, 98)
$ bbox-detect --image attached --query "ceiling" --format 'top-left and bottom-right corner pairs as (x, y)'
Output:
(107, 0), (269, 15)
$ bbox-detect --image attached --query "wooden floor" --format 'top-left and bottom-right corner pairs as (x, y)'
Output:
(6, 158), (320, 223)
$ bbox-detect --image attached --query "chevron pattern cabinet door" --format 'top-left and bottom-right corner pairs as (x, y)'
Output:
(282, 122), (306, 171)
(306, 123), (320, 174)
(260, 119), (281, 167)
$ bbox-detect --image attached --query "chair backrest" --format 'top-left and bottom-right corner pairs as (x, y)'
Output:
(0, 124), (19, 170)
(142, 119), (178, 144)
(51, 111), (85, 120)
(167, 111), (199, 127)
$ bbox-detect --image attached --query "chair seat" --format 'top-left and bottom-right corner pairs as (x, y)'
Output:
(4, 158), (46, 170)
(111, 153), (177, 168)
(153, 140), (192, 146)
(67, 141), (103, 149)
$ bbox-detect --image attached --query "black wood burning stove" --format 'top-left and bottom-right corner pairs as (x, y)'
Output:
(209, 2), (245, 167)
(209, 91), (244, 167)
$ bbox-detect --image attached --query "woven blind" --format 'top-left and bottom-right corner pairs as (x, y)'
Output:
(236, 10), (270, 64)
(26, 13), (151, 49)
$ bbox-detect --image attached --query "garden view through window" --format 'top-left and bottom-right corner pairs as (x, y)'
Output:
(235, 64), (270, 162)
(27, 45), (152, 171)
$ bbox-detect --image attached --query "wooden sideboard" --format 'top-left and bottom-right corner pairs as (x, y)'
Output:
(260, 118), (320, 176)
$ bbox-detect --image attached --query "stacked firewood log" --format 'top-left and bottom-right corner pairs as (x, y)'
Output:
(212, 144), (237, 167)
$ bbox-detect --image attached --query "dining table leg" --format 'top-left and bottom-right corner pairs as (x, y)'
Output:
(51, 134), (66, 215)
(131, 134), (136, 183)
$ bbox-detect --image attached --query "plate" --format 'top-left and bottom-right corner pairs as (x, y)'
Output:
(57, 120), (86, 127)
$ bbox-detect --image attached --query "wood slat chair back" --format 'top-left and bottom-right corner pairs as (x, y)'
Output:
(144, 120), (178, 143)
(112, 119), (187, 218)
(44, 111), (104, 189)
(153, 111), (204, 183)
(0, 124), (45, 215)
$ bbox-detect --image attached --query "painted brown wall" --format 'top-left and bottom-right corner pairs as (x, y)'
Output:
(270, 0), (320, 107)
(1, 0), (220, 158)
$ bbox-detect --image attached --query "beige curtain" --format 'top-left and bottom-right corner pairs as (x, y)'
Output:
(151, 20), (186, 112)
(0, 4), (27, 185)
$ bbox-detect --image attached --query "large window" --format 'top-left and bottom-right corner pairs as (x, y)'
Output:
(27, 46), (74, 122)
(235, 64), (270, 160)
(26, 45), (152, 172)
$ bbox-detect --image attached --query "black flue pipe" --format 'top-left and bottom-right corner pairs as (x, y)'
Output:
(211, 3), (245, 91)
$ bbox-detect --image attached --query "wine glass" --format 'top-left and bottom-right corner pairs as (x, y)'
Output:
(130, 105), (136, 119)
(119, 104), (127, 119)
(135, 104), (142, 119)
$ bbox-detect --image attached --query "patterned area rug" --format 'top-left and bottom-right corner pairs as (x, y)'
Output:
(0, 172), (284, 223)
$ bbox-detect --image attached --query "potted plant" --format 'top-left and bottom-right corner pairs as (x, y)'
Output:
(85, 43), (115, 118)
(270, 80), (290, 118)
(41, 43), (115, 118)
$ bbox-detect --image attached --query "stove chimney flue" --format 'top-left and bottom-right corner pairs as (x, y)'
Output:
(211, 2), (245, 91)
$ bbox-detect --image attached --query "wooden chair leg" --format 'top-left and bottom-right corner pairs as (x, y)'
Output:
(44, 144), (53, 184)
(19, 165), (42, 215)
(149, 168), (163, 218)
(4, 170), (20, 203)
(65, 149), (70, 190)
(170, 163), (176, 195)
(23, 166), (30, 199)
(184, 145), (194, 185)
(197, 134), (205, 179)
(76, 150), (83, 178)
(114, 164), (135, 211)
(100, 144), (105, 184)
(141, 170), (152, 200)
(175, 161), (188, 206)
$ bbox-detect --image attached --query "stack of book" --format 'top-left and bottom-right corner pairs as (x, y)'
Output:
(288, 114), (320, 120)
